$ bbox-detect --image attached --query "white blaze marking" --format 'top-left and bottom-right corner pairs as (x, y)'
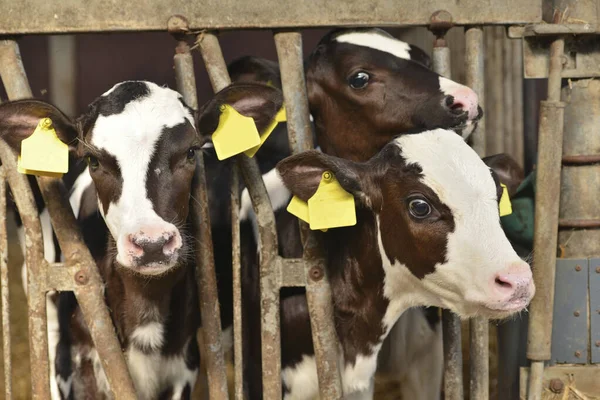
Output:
(131, 322), (165, 350)
(335, 31), (411, 60)
(91, 82), (193, 265)
(68, 167), (94, 219)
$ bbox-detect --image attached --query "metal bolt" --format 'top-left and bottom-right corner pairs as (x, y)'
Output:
(575, 265), (582, 271)
(74, 270), (88, 285)
(167, 15), (190, 35)
(549, 379), (564, 393)
(574, 351), (582, 358)
(595, 341), (600, 347)
(309, 266), (324, 281)
(430, 10), (453, 26)
(574, 310), (581, 317)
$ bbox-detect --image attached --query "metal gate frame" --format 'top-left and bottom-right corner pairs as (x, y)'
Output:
(1, 1), (596, 399)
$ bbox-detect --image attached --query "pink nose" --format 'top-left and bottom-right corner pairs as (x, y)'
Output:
(492, 262), (534, 303)
(439, 78), (480, 120)
(123, 229), (182, 264)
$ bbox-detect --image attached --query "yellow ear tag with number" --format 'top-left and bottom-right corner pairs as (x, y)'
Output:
(499, 183), (512, 217)
(307, 171), (356, 231)
(212, 104), (261, 161)
(244, 106), (287, 158)
(287, 195), (310, 224)
(17, 118), (68, 178)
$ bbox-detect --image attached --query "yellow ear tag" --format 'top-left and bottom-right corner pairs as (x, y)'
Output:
(17, 118), (68, 177)
(266, 80), (274, 87)
(212, 104), (261, 161)
(287, 195), (310, 224)
(244, 106), (287, 158)
(307, 171), (356, 231)
(499, 183), (513, 217)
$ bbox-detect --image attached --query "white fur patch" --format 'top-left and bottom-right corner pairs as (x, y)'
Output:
(335, 31), (411, 60)
(240, 168), (291, 221)
(282, 355), (319, 400)
(130, 322), (164, 350)
(91, 82), (191, 266)
(68, 167), (94, 219)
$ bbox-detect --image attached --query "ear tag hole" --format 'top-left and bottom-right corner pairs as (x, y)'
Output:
(212, 104), (261, 160)
(18, 117), (68, 177)
(244, 106), (287, 157)
(307, 171), (356, 231)
(499, 183), (513, 217)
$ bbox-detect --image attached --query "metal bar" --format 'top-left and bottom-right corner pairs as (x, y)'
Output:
(197, 31), (284, 399)
(558, 219), (600, 229)
(175, 35), (229, 400)
(274, 31), (343, 399)
(432, 32), (464, 400)
(490, 27), (505, 154)
(562, 154), (600, 164)
(230, 165), (244, 400)
(503, 28), (515, 156)
(465, 25), (489, 400)
(0, 167), (12, 400)
(278, 259), (306, 287)
(527, 27), (565, 399)
(0, 1), (543, 35)
(512, 37), (525, 167)
(48, 35), (77, 116)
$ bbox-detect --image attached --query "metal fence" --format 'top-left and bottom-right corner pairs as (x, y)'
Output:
(0, 0), (598, 399)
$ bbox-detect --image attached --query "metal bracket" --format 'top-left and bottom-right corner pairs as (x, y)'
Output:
(551, 259), (588, 364)
(590, 259), (600, 363)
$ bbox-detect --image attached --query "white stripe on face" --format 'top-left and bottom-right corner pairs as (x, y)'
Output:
(334, 32), (411, 60)
(91, 82), (194, 266)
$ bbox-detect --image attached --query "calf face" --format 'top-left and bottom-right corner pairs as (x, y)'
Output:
(277, 129), (534, 319)
(0, 81), (282, 275)
(306, 28), (483, 161)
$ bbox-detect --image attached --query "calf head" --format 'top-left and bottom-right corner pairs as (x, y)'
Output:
(277, 130), (534, 319)
(306, 28), (483, 161)
(0, 81), (282, 275)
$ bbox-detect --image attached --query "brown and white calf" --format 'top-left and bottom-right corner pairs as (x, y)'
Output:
(0, 80), (283, 399)
(273, 129), (534, 399)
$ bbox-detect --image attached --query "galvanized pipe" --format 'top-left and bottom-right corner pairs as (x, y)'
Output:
(502, 29), (515, 157)
(175, 36), (229, 400)
(465, 26), (489, 400)
(432, 34), (464, 400)
(0, 167), (12, 400)
(230, 165), (244, 400)
(511, 38), (525, 167)
(197, 31), (284, 399)
(274, 31), (343, 399)
(48, 35), (77, 116)
(526, 34), (565, 400)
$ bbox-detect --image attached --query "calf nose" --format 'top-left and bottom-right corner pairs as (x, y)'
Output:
(126, 231), (181, 262)
(493, 262), (534, 302)
(439, 78), (479, 120)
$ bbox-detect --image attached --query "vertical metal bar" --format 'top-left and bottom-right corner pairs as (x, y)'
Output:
(526, 33), (565, 400)
(48, 35), (77, 116)
(432, 35), (464, 400)
(230, 165), (244, 400)
(197, 31), (283, 399)
(273, 31), (343, 399)
(174, 36), (229, 400)
(465, 25), (489, 400)
(512, 38), (525, 167)
(0, 167), (12, 400)
(503, 28), (515, 157)
(486, 27), (506, 155)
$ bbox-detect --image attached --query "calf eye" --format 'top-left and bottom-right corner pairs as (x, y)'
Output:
(348, 71), (370, 89)
(87, 155), (100, 171)
(187, 147), (197, 162)
(408, 198), (432, 219)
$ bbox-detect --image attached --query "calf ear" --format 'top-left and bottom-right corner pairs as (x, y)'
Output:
(0, 99), (79, 152)
(276, 150), (369, 203)
(195, 82), (283, 139)
(482, 153), (524, 198)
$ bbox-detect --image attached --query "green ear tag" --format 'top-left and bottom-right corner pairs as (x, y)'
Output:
(499, 183), (513, 217)
(18, 118), (68, 177)
(211, 104), (261, 160)
(307, 171), (356, 231)
(244, 106), (287, 158)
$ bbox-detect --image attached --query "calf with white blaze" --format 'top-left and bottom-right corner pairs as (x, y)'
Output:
(0, 80), (283, 399)
(273, 130), (534, 399)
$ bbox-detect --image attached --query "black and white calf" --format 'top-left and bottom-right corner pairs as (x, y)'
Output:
(273, 129), (535, 399)
(0, 80), (283, 399)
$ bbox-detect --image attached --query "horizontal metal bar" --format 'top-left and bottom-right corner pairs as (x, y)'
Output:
(562, 154), (600, 165)
(0, 0), (542, 34)
(509, 23), (599, 38)
(558, 219), (600, 229)
(45, 262), (80, 291)
(279, 258), (307, 287)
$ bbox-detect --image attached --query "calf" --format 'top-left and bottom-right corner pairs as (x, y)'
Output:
(0, 80), (283, 399)
(274, 129), (535, 399)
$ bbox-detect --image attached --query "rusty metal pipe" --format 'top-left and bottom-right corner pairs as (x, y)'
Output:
(175, 36), (229, 400)
(512, 38), (525, 166)
(527, 34), (565, 400)
(465, 25), (489, 400)
(431, 32), (464, 400)
(274, 31), (343, 399)
(230, 165), (244, 400)
(197, 31), (284, 399)
(0, 167), (13, 400)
